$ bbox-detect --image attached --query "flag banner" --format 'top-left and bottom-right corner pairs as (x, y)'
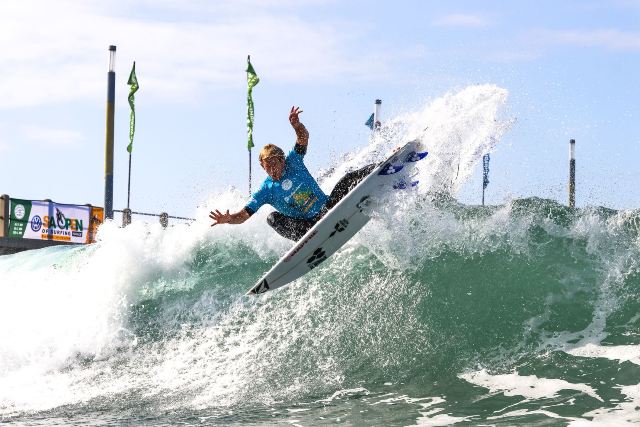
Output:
(246, 56), (260, 151)
(365, 113), (374, 130)
(8, 199), (92, 243)
(483, 154), (490, 189)
(127, 62), (139, 154)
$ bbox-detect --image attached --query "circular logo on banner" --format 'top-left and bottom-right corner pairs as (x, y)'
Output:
(14, 204), (25, 220)
(31, 215), (42, 232)
(282, 179), (293, 191)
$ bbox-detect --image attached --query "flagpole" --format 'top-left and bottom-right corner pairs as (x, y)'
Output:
(246, 55), (260, 197)
(127, 154), (132, 209)
(126, 61), (139, 214)
(104, 45), (116, 220)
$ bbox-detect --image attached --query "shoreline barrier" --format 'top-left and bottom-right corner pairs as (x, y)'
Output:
(114, 209), (195, 228)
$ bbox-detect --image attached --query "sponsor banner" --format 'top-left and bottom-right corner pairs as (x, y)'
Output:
(9, 199), (91, 244)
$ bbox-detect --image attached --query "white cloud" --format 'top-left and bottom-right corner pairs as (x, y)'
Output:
(23, 126), (84, 147)
(535, 29), (640, 51)
(0, 0), (386, 108)
(432, 14), (489, 28)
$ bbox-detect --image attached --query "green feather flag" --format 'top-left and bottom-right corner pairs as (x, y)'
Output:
(246, 56), (260, 151)
(126, 62), (139, 154)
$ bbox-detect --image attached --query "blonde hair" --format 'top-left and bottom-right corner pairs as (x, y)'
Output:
(259, 144), (285, 162)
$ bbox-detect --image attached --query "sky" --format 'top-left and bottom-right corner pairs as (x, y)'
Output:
(0, 0), (639, 220)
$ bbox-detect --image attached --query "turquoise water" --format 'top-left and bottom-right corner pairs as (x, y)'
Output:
(2, 196), (639, 426)
(2, 86), (639, 425)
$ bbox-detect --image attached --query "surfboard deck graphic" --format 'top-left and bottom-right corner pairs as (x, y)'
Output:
(247, 139), (427, 295)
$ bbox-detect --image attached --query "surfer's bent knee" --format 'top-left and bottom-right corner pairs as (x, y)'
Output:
(267, 211), (279, 226)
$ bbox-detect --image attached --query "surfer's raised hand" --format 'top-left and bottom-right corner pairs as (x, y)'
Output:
(289, 106), (303, 126)
(289, 106), (309, 146)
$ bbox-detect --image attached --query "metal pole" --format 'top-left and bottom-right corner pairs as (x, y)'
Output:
(46, 199), (53, 240)
(127, 153), (132, 209)
(83, 203), (93, 243)
(482, 153), (490, 206)
(249, 150), (252, 196)
(374, 99), (382, 131)
(105, 45), (116, 219)
(1, 194), (9, 237)
(122, 208), (132, 227)
(159, 212), (169, 228)
(569, 139), (576, 208)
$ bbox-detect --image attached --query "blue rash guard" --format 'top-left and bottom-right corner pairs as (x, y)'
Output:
(245, 145), (328, 219)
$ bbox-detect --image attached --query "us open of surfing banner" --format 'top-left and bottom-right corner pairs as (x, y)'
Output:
(8, 199), (101, 243)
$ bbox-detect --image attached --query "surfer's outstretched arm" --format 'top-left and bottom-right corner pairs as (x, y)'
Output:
(289, 106), (308, 147)
(209, 209), (250, 226)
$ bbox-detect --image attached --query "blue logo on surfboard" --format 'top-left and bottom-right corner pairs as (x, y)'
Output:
(393, 179), (419, 190)
(405, 151), (428, 162)
(379, 163), (404, 175)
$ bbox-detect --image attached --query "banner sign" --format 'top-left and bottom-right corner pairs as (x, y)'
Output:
(8, 199), (93, 244)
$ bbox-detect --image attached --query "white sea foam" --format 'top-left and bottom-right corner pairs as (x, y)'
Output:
(569, 384), (640, 426)
(567, 343), (640, 366)
(413, 397), (470, 426)
(458, 370), (621, 424)
(459, 369), (603, 402)
(0, 217), (218, 412)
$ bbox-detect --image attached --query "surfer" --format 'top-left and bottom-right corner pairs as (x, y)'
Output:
(210, 106), (374, 241)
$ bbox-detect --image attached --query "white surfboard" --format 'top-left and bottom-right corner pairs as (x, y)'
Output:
(247, 139), (427, 295)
